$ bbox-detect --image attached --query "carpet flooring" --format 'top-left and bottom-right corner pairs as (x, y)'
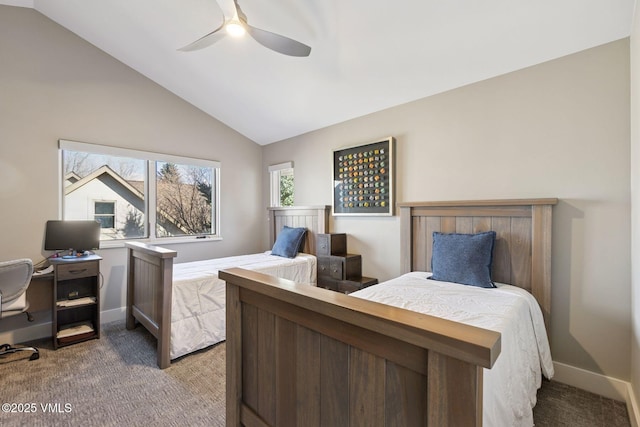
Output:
(0, 322), (225, 426)
(0, 321), (632, 426)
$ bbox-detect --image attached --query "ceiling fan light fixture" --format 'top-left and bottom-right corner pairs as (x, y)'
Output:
(225, 20), (246, 37)
(179, 0), (311, 56)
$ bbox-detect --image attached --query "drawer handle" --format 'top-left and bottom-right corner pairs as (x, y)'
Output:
(68, 268), (88, 275)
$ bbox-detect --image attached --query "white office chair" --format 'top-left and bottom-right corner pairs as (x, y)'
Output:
(0, 259), (39, 361)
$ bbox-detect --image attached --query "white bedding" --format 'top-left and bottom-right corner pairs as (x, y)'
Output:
(351, 271), (553, 427)
(170, 251), (316, 359)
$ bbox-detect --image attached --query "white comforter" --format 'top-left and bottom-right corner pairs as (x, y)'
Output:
(170, 251), (316, 359)
(351, 271), (553, 427)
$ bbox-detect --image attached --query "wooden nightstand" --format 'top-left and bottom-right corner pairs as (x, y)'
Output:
(49, 255), (101, 349)
(316, 233), (378, 294)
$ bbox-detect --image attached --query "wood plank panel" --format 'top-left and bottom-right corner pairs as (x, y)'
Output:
(472, 216), (492, 233)
(413, 217), (428, 272)
(427, 352), (483, 427)
(441, 216), (456, 233)
(510, 217), (532, 292)
(320, 335), (349, 426)
(424, 216), (441, 272)
(275, 317), (296, 426)
(456, 217), (473, 233)
(241, 289), (430, 374)
(400, 206), (412, 273)
(385, 362), (427, 427)
(296, 326), (321, 427)
(349, 347), (385, 427)
(531, 205), (553, 328)
(301, 215), (316, 255)
(227, 284), (242, 426)
(242, 304), (259, 412)
(257, 308), (276, 424)
(134, 257), (158, 323)
(490, 217), (512, 284)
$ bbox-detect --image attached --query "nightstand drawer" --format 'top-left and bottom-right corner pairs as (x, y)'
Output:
(317, 257), (332, 278)
(318, 256), (344, 280)
(56, 261), (99, 280)
(318, 254), (361, 280)
(316, 233), (347, 256)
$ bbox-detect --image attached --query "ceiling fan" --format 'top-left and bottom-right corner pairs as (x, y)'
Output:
(178, 0), (311, 57)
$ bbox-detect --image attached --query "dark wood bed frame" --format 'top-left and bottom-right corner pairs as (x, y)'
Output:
(125, 205), (330, 369)
(220, 198), (557, 426)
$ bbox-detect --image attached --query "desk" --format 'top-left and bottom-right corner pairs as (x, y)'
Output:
(28, 273), (54, 313)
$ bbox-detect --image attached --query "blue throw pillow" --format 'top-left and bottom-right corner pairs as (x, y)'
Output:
(430, 231), (496, 288)
(271, 226), (307, 258)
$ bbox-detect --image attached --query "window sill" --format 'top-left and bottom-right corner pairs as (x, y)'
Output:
(98, 235), (223, 249)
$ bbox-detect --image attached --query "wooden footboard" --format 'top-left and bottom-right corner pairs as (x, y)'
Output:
(125, 241), (177, 369)
(220, 268), (501, 426)
(125, 206), (330, 369)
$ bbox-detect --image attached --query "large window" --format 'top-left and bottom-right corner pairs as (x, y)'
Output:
(59, 140), (220, 244)
(269, 162), (294, 207)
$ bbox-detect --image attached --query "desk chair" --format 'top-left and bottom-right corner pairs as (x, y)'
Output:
(0, 259), (39, 361)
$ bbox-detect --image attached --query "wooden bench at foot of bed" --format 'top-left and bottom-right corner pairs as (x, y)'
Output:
(220, 268), (501, 427)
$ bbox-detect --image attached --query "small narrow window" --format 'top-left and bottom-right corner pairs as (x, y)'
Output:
(269, 162), (294, 207)
(94, 201), (115, 228)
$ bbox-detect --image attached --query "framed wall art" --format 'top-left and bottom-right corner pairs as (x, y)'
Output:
(332, 137), (395, 216)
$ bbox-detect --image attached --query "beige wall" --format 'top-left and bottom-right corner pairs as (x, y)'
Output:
(264, 40), (632, 380)
(0, 6), (262, 331)
(630, 1), (640, 415)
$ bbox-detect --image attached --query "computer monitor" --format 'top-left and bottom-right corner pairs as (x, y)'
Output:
(44, 220), (101, 253)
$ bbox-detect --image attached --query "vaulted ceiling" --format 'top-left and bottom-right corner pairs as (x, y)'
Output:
(3, 0), (635, 145)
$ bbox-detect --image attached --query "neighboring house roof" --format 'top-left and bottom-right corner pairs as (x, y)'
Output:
(64, 165), (194, 235)
(64, 165), (144, 199)
(64, 171), (82, 186)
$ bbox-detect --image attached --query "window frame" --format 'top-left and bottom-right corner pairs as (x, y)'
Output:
(58, 139), (222, 247)
(94, 200), (116, 229)
(269, 161), (294, 207)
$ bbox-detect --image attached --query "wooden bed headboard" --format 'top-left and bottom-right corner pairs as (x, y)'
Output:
(399, 198), (557, 326)
(268, 206), (330, 255)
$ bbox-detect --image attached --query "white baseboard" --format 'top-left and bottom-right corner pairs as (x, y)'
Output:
(100, 306), (126, 324)
(0, 322), (51, 345)
(629, 384), (640, 427)
(0, 308), (127, 345)
(553, 361), (640, 427)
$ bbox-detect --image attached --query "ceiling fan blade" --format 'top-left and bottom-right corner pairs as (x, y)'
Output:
(246, 25), (311, 57)
(178, 22), (226, 52)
